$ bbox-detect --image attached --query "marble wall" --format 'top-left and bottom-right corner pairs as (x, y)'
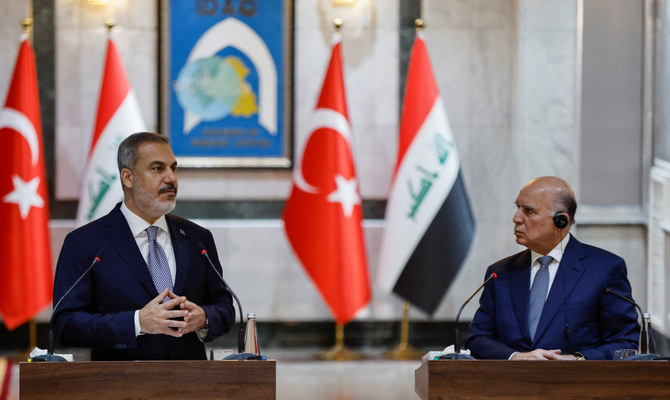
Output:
(651, 0), (670, 336)
(0, 0), (649, 324)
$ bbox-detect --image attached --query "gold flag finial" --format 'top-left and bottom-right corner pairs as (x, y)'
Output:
(334, 18), (343, 32)
(414, 18), (425, 32)
(21, 18), (33, 35)
(105, 17), (116, 32)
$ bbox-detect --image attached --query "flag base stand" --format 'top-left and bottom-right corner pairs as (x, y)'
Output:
(384, 302), (424, 360)
(20, 319), (38, 361)
(318, 323), (365, 361)
(11, 319), (38, 362)
(384, 342), (424, 361)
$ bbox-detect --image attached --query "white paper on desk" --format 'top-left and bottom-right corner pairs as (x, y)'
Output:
(29, 347), (74, 361)
(421, 345), (471, 362)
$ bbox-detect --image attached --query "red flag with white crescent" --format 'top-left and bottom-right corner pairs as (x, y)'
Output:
(282, 35), (370, 325)
(0, 36), (53, 330)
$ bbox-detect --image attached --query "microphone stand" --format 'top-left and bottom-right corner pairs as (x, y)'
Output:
(32, 252), (105, 362)
(439, 273), (497, 360)
(198, 245), (263, 360)
(602, 288), (659, 360)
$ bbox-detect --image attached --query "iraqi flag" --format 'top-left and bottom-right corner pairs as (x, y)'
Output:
(377, 32), (475, 315)
(0, 36), (53, 330)
(76, 37), (145, 226)
(282, 34), (371, 325)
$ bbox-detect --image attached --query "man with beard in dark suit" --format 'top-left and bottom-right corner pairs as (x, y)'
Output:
(53, 132), (235, 360)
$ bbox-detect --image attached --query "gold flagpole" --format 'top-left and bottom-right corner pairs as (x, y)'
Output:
(384, 301), (424, 360)
(318, 322), (364, 361)
(105, 17), (116, 33)
(27, 0), (33, 33)
(316, 18), (365, 363)
(384, 18), (428, 361)
(24, 14), (37, 361)
(29, 320), (37, 353)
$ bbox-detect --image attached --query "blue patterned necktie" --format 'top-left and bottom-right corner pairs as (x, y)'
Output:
(528, 255), (553, 340)
(146, 226), (173, 302)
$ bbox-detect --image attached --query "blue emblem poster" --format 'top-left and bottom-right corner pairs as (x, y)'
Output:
(162, 0), (293, 167)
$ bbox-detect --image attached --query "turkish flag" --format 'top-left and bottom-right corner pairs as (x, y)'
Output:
(0, 37), (53, 330)
(282, 36), (370, 325)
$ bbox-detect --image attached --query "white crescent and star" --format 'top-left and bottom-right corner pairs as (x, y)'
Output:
(326, 174), (361, 218)
(294, 107), (361, 218)
(3, 175), (44, 219)
(0, 106), (45, 219)
(0, 107), (39, 165)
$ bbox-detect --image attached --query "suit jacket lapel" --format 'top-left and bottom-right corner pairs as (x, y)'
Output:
(102, 204), (157, 297)
(533, 237), (588, 344)
(167, 215), (191, 295)
(507, 250), (532, 339)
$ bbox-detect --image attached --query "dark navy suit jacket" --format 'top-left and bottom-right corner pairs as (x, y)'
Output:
(466, 236), (639, 360)
(53, 203), (235, 360)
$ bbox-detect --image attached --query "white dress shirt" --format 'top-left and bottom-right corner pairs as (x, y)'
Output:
(120, 202), (177, 336)
(508, 233), (572, 359)
(529, 233), (572, 300)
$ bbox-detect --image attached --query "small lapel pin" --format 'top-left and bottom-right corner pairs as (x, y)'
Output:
(180, 229), (186, 236)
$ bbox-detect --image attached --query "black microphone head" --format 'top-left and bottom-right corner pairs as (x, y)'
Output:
(196, 242), (207, 253)
(96, 251), (105, 261)
(601, 288), (612, 295)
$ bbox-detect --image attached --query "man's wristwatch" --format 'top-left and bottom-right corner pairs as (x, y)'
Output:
(196, 317), (209, 341)
(574, 352), (586, 360)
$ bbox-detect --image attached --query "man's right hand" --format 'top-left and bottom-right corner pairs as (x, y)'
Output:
(138, 288), (188, 337)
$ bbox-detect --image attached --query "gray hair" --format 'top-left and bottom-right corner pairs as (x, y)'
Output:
(117, 132), (169, 172)
(555, 190), (577, 224)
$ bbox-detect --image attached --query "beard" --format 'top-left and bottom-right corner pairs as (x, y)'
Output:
(131, 183), (177, 219)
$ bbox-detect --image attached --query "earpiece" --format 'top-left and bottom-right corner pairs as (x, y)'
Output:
(553, 213), (568, 229)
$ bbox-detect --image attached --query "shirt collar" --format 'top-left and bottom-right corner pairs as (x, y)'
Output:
(530, 233), (571, 266)
(120, 201), (169, 238)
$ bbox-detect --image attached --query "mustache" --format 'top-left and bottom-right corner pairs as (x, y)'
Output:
(158, 184), (177, 195)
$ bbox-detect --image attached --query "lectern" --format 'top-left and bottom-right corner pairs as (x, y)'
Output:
(416, 360), (670, 399)
(20, 360), (276, 400)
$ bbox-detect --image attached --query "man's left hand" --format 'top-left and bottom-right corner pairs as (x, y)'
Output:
(177, 299), (207, 335)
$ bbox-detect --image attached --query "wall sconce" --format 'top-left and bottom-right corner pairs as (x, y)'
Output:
(332, 0), (356, 5)
(87, 0), (114, 5)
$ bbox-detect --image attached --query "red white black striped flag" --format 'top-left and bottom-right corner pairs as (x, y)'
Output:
(378, 32), (475, 315)
(76, 36), (145, 226)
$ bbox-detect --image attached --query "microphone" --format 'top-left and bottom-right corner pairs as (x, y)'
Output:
(440, 272), (498, 360)
(196, 242), (263, 361)
(601, 288), (659, 360)
(32, 251), (105, 362)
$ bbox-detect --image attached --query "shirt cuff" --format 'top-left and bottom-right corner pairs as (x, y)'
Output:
(134, 310), (144, 337)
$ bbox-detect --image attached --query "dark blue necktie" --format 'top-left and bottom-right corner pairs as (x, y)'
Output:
(528, 255), (553, 340)
(146, 226), (173, 302)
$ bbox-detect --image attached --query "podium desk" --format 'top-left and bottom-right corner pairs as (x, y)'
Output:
(415, 359), (670, 399)
(20, 360), (276, 400)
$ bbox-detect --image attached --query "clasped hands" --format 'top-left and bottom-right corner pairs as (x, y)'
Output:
(138, 288), (206, 337)
(510, 349), (578, 360)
